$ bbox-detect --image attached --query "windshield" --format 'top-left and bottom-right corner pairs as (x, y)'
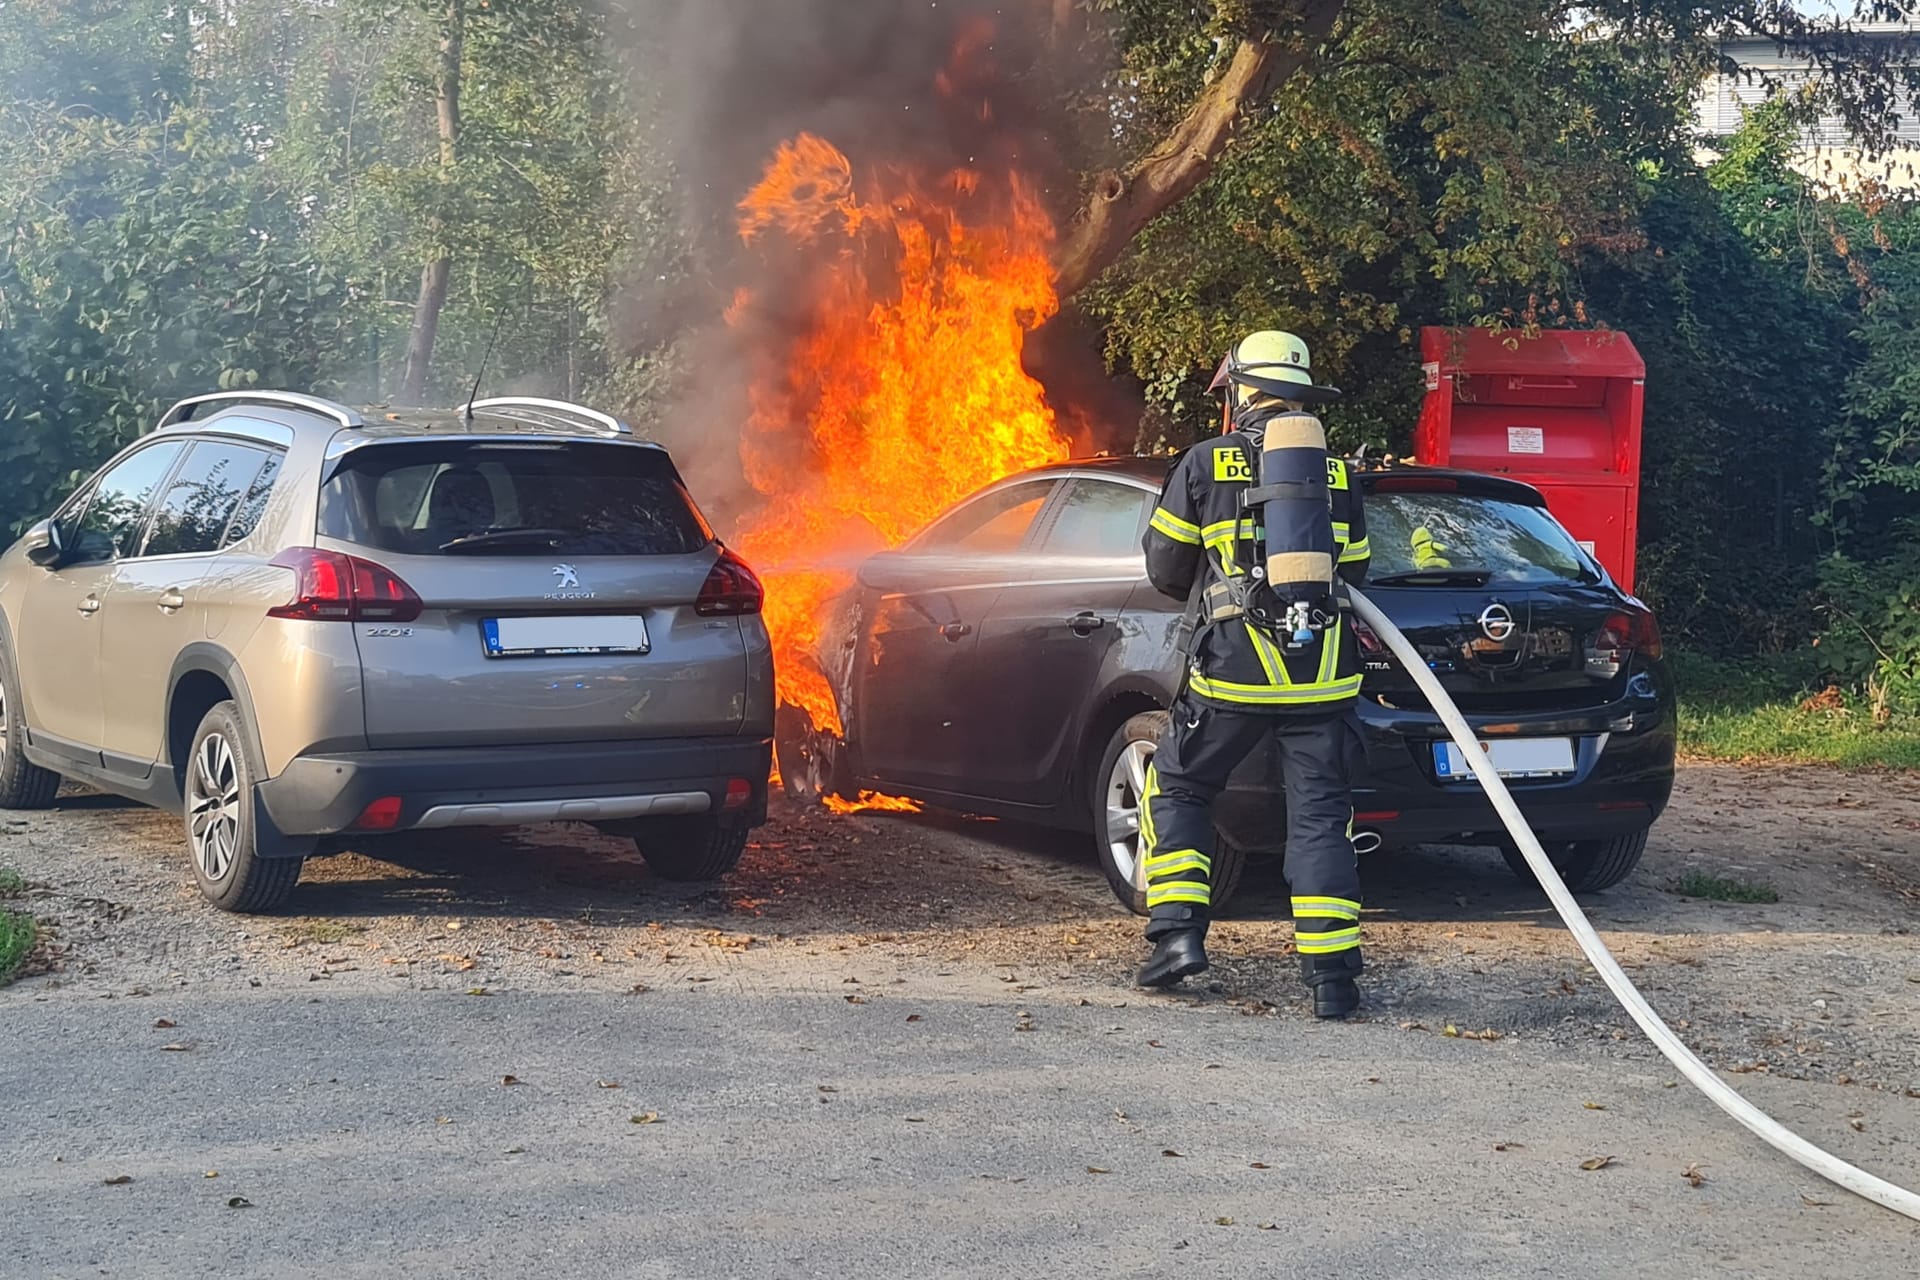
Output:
(1364, 490), (1601, 586)
(318, 441), (713, 557)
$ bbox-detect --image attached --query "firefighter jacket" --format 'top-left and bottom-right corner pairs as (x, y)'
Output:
(1144, 429), (1370, 713)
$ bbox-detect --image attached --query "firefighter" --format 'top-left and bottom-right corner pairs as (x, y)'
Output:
(1136, 330), (1372, 1018)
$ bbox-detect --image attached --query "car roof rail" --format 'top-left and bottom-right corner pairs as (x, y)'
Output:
(159, 390), (365, 430)
(467, 397), (633, 437)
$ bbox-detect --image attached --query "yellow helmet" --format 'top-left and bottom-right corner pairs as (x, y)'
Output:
(1209, 330), (1341, 411)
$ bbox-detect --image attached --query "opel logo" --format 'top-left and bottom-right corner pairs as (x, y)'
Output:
(1479, 603), (1516, 642)
(552, 564), (580, 590)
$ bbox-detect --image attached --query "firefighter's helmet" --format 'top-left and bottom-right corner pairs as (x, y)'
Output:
(1209, 330), (1342, 411)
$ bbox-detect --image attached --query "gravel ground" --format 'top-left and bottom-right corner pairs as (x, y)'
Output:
(4, 760), (1918, 1094)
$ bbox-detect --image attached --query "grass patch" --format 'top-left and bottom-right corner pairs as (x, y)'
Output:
(282, 917), (366, 945)
(0, 867), (24, 897)
(0, 905), (34, 985)
(1670, 871), (1781, 904)
(1673, 651), (1920, 769)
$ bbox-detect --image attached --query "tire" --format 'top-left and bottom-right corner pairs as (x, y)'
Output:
(1500, 829), (1648, 894)
(633, 816), (750, 881)
(1093, 711), (1246, 917)
(183, 702), (302, 913)
(774, 703), (854, 806)
(0, 641), (60, 810)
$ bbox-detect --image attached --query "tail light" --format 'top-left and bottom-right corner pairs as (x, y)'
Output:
(697, 548), (763, 617)
(268, 549), (423, 623)
(1585, 607), (1661, 677)
(1352, 618), (1387, 655)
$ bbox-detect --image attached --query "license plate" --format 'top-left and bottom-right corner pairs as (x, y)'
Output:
(483, 615), (650, 658)
(1433, 737), (1575, 781)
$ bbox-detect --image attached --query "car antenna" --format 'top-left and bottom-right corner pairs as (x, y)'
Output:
(463, 311), (509, 423)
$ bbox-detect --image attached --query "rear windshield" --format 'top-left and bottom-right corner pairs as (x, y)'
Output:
(1364, 490), (1601, 585)
(318, 441), (712, 557)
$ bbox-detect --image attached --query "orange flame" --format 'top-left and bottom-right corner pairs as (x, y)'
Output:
(728, 123), (1070, 737)
(820, 791), (927, 816)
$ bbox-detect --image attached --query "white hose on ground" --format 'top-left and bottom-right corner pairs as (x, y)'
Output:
(1348, 586), (1920, 1222)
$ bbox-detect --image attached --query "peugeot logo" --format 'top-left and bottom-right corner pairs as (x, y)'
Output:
(552, 564), (580, 590)
(1479, 603), (1516, 642)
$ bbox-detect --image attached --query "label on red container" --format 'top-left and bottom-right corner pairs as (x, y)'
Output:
(1506, 426), (1545, 454)
(1423, 361), (1441, 392)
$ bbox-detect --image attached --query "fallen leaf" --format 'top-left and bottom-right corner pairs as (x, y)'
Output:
(203, 1171), (218, 1179)
(504, 1146), (526, 1155)
(153, 1018), (176, 1029)
(1257, 1222), (1279, 1231)
(501, 1075), (520, 1087)
(465, 987), (491, 997)
(905, 1116), (927, 1123)
(1113, 1108), (1129, 1121)
(1214, 1217), (1235, 1227)
(1493, 1142), (1525, 1152)
(1583, 1102), (1606, 1111)
(1162, 1149), (1186, 1158)
(159, 1042), (192, 1052)
(1579, 1155), (1615, 1171)
(629, 1112), (660, 1125)
(596, 1080), (621, 1090)
(817, 1085), (839, 1094)
(844, 995), (867, 1005)
(1086, 1166), (1111, 1175)
(628, 984), (651, 995)
(1249, 1161), (1269, 1170)
(1848, 1118), (1866, 1132)
(226, 1196), (254, 1209)
(906, 1014), (923, 1023)
(435, 1117), (452, 1125)
(1399, 1021), (1427, 1031)
(1683, 1163), (1709, 1188)
(1366, 1077), (1381, 1084)
(1801, 1195), (1833, 1207)
(1147, 1040), (1165, 1049)
(103, 1176), (132, 1186)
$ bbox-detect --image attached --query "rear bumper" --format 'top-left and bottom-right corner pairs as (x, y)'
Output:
(1216, 697), (1675, 852)
(256, 736), (773, 839)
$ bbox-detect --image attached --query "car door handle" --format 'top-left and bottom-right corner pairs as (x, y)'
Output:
(157, 589), (187, 613)
(938, 622), (972, 641)
(77, 596), (101, 617)
(1068, 612), (1105, 636)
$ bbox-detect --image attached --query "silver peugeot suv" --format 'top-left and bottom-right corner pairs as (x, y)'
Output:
(0, 392), (774, 912)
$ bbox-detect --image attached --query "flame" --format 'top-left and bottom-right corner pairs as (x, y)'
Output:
(821, 791), (927, 816)
(728, 118), (1070, 738)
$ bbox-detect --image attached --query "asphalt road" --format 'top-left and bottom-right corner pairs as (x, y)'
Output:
(5, 984), (1918, 1279)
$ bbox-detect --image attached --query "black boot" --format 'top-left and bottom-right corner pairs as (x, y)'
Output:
(1300, 949), (1363, 1019)
(1137, 930), (1209, 989)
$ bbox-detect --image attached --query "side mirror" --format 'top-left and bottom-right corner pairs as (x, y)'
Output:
(22, 519), (63, 568)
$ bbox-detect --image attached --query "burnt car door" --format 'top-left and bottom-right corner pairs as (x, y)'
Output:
(960, 476), (1154, 806)
(851, 478), (1058, 790)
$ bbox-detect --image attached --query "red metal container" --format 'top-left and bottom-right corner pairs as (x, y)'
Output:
(1414, 327), (1646, 592)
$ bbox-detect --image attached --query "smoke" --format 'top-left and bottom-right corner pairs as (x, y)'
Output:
(603, 0), (1137, 528)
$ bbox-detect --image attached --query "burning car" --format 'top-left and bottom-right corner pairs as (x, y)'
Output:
(775, 455), (1676, 913)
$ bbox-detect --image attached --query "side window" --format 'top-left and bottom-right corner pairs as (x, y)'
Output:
(144, 441), (272, 558)
(64, 443), (187, 565)
(1036, 480), (1152, 559)
(221, 452), (283, 548)
(916, 482), (1056, 554)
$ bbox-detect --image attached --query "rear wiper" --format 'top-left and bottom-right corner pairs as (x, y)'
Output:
(438, 527), (573, 554)
(1369, 567), (1493, 586)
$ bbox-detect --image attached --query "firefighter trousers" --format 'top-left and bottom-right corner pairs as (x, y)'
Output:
(1141, 694), (1364, 962)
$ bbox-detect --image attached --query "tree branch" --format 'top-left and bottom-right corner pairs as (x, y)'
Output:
(1052, 2), (1344, 298)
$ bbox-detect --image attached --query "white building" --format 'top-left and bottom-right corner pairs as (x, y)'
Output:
(1694, 22), (1920, 192)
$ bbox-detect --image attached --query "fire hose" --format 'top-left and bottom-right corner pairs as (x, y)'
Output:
(1347, 585), (1920, 1222)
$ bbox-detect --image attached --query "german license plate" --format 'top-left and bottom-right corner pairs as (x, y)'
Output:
(483, 615), (649, 658)
(1433, 737), (1575, 781)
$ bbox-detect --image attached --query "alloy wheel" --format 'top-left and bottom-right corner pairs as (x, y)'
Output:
(187, 732), (242, 883)
(1104, 737), (1156, 893)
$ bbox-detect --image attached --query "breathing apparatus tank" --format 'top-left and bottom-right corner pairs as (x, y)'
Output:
(1249, 411), (1336, 646)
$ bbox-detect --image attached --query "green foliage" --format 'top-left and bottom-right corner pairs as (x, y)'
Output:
(1673, 652), (1920, 768)
(0, 902), (32, 985)
(1669, 872), (1780, 904)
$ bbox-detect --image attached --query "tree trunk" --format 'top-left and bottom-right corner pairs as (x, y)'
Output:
(1052, 3), (1344, 298)
(398, 0), (466, 405)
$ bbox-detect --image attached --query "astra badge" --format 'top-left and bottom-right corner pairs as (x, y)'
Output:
(1478, 603), (1516, 642)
